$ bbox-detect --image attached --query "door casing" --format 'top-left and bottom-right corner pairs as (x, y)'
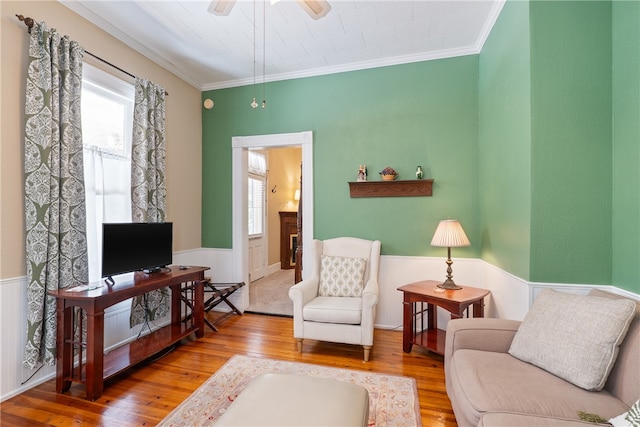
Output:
(231, 131), (314, 310)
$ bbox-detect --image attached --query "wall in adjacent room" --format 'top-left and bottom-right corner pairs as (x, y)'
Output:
(266, 147), (302, 266)
(612, 0), (640, 292)
(528, 1), (613, 284)
(478, 0), (532, 280)
(202, 56), (480, 258)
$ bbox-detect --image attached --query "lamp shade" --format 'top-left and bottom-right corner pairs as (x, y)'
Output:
(430, 220), (471, 248)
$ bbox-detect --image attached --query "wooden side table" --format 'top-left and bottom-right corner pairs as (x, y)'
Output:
(397, 280), (490, 355)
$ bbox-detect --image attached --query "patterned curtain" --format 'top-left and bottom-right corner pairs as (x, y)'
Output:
(130, 78), (169, 327)
(23, 22), (88, 368)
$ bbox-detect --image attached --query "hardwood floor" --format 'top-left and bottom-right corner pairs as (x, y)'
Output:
(0, 313), (458, 426)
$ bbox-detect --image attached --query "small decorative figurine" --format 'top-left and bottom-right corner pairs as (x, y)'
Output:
(416, 165), (424, 180)
(357, 165), (367, 182)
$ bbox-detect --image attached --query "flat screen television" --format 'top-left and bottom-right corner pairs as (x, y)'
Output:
(102, 222), (173, 283)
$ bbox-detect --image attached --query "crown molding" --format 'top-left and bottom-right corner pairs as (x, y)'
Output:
(60, 0), (202, 89)
(474, 0), (506, 52)
(61, 0), (506, 92)
(201, 46), (480, 91)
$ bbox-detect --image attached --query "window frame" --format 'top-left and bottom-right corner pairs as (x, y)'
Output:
(81, 63), (135, 283)
(247, 151), (267, 239)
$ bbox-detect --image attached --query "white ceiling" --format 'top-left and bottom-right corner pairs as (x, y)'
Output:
(60, 0), (505, 90)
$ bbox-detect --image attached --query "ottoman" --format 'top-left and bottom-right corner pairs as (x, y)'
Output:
(214, 373), (370, 426)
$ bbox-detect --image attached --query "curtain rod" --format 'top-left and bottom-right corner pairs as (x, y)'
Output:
(16, 14), (169, 96)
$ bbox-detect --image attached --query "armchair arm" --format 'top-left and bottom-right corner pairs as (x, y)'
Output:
(288, 276), (320, 338)
(361, 277), (379, 309)
(360, 277), (379, 346)
(444, 318), (521, 368)
(289, 276), (320, 308)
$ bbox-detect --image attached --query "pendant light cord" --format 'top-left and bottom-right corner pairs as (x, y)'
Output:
(251, 0), (257, 108)
(262, 0), (266, 109)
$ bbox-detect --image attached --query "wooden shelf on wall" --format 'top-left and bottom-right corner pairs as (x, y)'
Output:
(348, 179), (434, 198)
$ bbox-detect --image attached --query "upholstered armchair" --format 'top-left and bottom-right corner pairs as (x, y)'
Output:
(288, 237), (381, 361)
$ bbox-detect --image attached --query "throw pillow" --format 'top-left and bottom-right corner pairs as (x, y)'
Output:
(318, 255), (366, 297)
(609, 399), (640, 427)
(508, 289), (636, 391)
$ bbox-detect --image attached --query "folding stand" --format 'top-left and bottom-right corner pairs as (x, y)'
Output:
(202, 281), (246, 331)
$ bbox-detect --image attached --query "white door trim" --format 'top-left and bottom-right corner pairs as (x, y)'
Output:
(231, 131), (314, 310)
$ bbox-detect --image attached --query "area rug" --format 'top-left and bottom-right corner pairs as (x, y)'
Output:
(159, 355), (421, 427)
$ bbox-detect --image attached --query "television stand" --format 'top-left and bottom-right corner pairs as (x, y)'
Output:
(48, 265), (209, 400)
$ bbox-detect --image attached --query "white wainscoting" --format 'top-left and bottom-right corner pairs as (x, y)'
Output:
(0, 276), (56, 401)
(0, 275), (172, 401)
(173, 247), (247, 312)
(2, 249), (637, 401)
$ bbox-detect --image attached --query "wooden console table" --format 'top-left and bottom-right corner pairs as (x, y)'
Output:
(397, 280), (490, 355)
(48, 266), (209, 400)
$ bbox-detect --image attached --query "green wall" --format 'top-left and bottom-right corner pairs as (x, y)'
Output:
(612, 0), (640, 291)
(529, 1), (612, 284)
(202, 0), (640, 293)
(202, 57), (480, 256)
(478, 0), (532, 280)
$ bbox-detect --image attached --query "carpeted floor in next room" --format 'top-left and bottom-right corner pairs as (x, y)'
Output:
(246, 268), (294, 317)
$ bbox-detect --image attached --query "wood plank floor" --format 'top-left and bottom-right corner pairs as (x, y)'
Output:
(0, 313), (458, 426)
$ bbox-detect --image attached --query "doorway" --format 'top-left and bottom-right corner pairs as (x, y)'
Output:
(247, 146), (301, 315)
(231, 131), (314, 312)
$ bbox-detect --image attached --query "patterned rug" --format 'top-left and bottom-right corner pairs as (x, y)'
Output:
(159, 355), (421, 427)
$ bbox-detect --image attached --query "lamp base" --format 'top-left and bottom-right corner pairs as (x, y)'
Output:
(437, 279), (462, 290)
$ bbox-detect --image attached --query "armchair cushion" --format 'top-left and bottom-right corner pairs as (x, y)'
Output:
(508, 289), (636, 391)
(318, 255), (366, 297)
(303, 296), (362, 324)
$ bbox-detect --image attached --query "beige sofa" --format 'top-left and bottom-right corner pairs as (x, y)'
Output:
(445, 289), (639, 426)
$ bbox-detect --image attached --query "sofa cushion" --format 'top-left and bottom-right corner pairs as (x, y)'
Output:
(318, 255), (366, 297)
(449, 349), (629, 425)
(508, 289), (636, 391)
(303, 296), (362, 324)
(588, 289), (640, 406)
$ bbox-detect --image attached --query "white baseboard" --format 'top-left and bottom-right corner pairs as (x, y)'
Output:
(266, 263), (281, 277)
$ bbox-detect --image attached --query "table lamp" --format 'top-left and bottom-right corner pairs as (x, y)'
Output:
(430, 219), (470, 290)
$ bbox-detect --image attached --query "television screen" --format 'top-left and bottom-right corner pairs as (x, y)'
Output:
(102, 222), (173, 279)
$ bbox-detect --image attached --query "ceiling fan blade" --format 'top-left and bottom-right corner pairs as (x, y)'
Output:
(296, 0), (331, 20)
(208, 0), (237, 16)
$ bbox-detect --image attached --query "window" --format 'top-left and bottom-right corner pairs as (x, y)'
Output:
(81, 63), (135, 282)
(247, 151), (266, 237)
